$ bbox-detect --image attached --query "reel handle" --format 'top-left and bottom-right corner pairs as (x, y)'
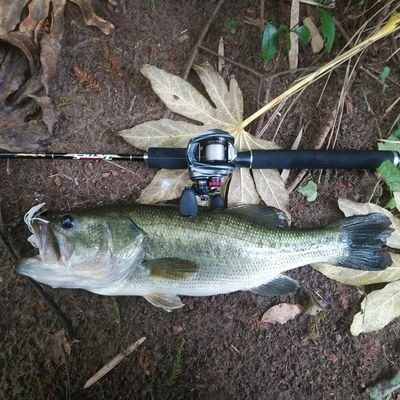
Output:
(148, 148), (399, 170)
(238, 150), (399, 170)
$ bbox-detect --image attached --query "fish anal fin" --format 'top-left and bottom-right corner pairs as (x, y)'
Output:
(228, 205), (289, 228)
(146, 258), (198, 280)
(144, 293), (184, 312)
(251, 275), (300, 296)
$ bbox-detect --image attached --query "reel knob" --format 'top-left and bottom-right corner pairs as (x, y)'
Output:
(179, 187), (198, 217)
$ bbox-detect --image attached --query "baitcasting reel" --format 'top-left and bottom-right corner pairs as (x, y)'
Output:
(179, 130), (236, 217)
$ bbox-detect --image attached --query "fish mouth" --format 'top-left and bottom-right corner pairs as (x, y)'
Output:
(32, 220), (62, 263)
(16, 220), (73, 283)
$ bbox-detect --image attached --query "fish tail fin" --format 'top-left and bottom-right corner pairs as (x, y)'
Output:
(330, 213), (393, 271)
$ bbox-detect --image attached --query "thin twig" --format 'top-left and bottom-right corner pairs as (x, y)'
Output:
(199, 45), (264, 78)
(84, 337), (146, 389)
(182, 0), (225, 80)
(27, 279), (77, 341)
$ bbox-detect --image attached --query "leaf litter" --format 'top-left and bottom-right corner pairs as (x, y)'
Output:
(119, 63), (289, 213)
(0, 0), (113, 151)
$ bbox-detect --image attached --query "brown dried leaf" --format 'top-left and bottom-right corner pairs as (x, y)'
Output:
(19, 0), (50, 35)
(0, 0), (31, 35)
(40, 0), (65, 94)
(0, 45), (30, 103)
(0, 102), (50, 151)
(69, 0), (114, 35)
(138, 351), (157, 376)
(1, 32), (39, 73)
(39, 329), (71, 367)
(259, 303), (303, 329)
(29, 95), (57, 133)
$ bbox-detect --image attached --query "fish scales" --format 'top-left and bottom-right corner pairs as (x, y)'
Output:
(121, 206), (345, 296)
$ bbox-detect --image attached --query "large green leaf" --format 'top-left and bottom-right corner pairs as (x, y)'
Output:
(377, 160), (400, 192)
(293, 25), (311, 44)
(319, 9), (335, 52)
(262, 23), (279, 62)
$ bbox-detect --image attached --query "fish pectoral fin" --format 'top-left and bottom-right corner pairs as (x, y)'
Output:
(146, 258), (198, 280)
(250, 275), (300, 296)
(144, 293), (184, 312)
(227, 205), (289, 228)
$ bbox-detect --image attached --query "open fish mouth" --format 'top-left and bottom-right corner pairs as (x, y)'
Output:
(17, 204), (64, 275)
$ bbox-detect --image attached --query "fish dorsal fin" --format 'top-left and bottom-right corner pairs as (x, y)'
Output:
(251, 275), (300, 296)
(146, 258), (198, 280)
(227, 205), (289, 228)
(144, 293), (184, 312)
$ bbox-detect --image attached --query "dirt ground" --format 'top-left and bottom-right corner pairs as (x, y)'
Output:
(1, 1), (400, 399)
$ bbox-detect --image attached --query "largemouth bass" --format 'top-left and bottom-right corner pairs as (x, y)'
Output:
(17, 204), (392, 311)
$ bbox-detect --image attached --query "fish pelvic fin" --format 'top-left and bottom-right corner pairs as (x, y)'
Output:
(331, 213), (393, 271)
(251, 274), (300, 296)
(146, 258), (198, 280)
(144, 293), (184, 312)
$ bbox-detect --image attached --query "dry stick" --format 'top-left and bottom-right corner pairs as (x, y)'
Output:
(182, 0), (225, 80)
(198, 45), (264, 78)
(84, 337), (146, 389)
(0, 209), (77, 340)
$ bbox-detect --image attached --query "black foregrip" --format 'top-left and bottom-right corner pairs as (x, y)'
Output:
(247, 150), (397, 170)
(147, 147), (188, 169)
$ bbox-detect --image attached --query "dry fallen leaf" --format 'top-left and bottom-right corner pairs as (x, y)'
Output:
(303, 17), (324, 53)
(0, 0), (113, 150)
(138, 351), (157, 376)
(259, 303), (303, 329)
(39, 329), (71, 367)
(119, 63), (289, 214)
(351, 280), (400, 335)
(288, 0), (300, 70)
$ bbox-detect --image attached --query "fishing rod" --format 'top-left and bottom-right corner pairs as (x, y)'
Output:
(1, 129), (398, 217)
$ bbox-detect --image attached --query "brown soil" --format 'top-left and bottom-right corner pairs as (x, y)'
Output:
(1, 1), (400, 399)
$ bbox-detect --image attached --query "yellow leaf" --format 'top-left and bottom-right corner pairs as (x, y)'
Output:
(120, 63), (289, 209)
(314, 253), (400, 286)
(252, 169), (290, 219)
(394, 192), (400, 211)
(137, 169), (190, 204)
(228, 169), (260, 207)
(120, 119), (204, 151)
(141, 63), (239, 131)
(351, 280), (400, 335)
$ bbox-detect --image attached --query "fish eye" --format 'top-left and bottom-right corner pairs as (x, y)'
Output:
(60, 215), (74, 229)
